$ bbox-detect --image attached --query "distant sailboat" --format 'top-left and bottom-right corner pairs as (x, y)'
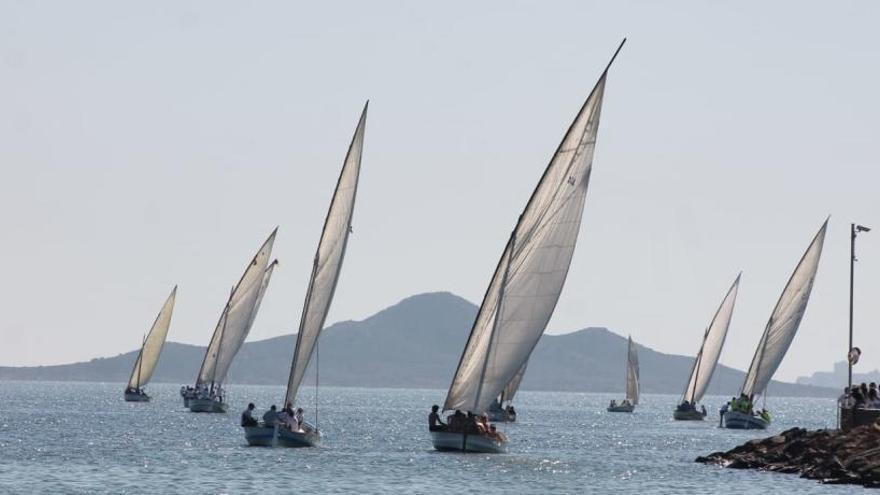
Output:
(722, 219), (828, 429)
(124, 286), (177, 402)
(244, 102), (367, 448)
(185, 230), (278, 413)
(673, 274), (740, 420)
(432, 40), (624, 454)
(607, 336), (639, 412)
(487, 360), (527, 422)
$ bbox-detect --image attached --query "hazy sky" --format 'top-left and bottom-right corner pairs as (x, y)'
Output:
(1, 1), (878, 383)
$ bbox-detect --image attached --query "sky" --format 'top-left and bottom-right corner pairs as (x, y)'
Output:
(1, 1), (878, 383)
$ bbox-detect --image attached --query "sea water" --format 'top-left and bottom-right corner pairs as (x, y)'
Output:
(0, 382), (860, 494)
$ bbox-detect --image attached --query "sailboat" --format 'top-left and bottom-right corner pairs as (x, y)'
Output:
(722, 219), (828, 429)
(607, 336), (639, 412)
(486, 361), (527, 422)
(673, 274), (741, 420)
(185, 230), (278, 413)
(243, 102), (367, 448)
(432, 41), (624, 454)
(124, 286), (177, 402)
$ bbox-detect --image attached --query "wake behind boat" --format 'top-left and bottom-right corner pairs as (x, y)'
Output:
(431, 41), (624, 453)
(607, 335), (639, 413)
(720, 220), (828, 430)
(124, 286), (177, 402)
(673, 274), (740, 420)
(242, 102), (368, 448)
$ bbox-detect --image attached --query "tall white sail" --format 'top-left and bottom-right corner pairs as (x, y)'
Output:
(500, 360), (528, 404)
(625, 335), (639, 404)
(197, 229), (277, 388)
(741, 219), (828, 399)
(285, 103), (367, 406)
(443, 41), (623, 413)
(682, 273), (741, 404)
(127, 286), (177, 389)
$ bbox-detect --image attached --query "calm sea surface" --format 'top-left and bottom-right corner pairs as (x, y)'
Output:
(0, 382), (860, 494)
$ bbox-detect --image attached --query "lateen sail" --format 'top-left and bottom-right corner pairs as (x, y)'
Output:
(625, 335), (639, 405)
(285, 103), (368, 406)
(682, 273), (741, 404)
(500, 360), (528, 404)
(741, 219), (828, 398)
(197, 229), (277, 388)
(127, 286), (177, 389)
(443, 41), (623, 413)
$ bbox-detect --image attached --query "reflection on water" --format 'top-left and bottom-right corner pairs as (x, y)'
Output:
(0, 382), (859, 494)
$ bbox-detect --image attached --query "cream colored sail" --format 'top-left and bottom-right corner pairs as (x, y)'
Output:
(625, 335), (639, 404)
(741, 219), (828, 399)
(197, 229), (277, 388)
(127, 286), (177, 389)
(443, 41), (623, 413)
(682, 274), (740, 404)
(285, 103), (367, 406)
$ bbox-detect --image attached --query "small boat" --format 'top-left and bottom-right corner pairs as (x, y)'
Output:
(124, 286), (177, 402)
(243, 102), (368, 448)
(486, 361), (527, 422)
(435, 40), (624, 453)
(186, 231), (279, 412)
(673, 274), (741, 420)
(721, 219), (828, 430)
(607, 336), (639, 413)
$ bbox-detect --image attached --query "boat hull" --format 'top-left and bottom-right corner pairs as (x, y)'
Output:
(486, 409), (516, 423)
(673, 409), (706, 421)
(607, 404), (635, 413)
(243, 425), (321, 448)
(430, 431), (507, 453)
(188, 398), (228, 413)
(124, 392), (150, 402)
(722, 410), (769, 429)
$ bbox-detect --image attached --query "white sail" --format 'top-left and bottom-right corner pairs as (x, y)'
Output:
(625, 335), (639, 404)
(285, 103), (367, 406)
(197, 229), (277, 388)
(741, 219), (828, 399)
(682, 273), (741, 404)
(500, 360), (528, 404)
(443, 42), (623, 413)
(127, 286), (177, 389)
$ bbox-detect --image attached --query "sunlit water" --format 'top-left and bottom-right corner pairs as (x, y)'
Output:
(0, 382), (860, 494)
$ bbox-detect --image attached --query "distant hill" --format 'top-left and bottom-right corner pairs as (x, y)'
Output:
(0, 292), (836, 397)
(797, 361), (880, 389)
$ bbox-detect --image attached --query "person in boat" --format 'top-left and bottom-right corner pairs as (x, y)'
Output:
(294, 408), (305, 428)
(609, 400), (617, 408)
(428, 405), (446, 432)
(700, 405), (707, 416)
(262, 405), (278, 427)
(447, 410), (465, 433)
(241, 403), (258, 427)
(759, 409), (771, 422)
(476, 414), (491, 435)
(506, 405), (516, 419)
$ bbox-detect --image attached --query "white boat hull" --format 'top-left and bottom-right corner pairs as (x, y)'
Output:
(430, 431), (507, 453)
(243, 424), (321, 448)
(188, 398), (228, 413)
(124, 392), (150, 402)
(607, 404), (635, 413)
(722, 410), (769, 429)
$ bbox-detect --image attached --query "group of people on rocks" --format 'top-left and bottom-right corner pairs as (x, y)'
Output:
(720, 394), (771, 422)
(427, 405), (506, 441)
(241, 402), (306, 432)
(840, 382), (880, 409)
(675, 400), (707, 415)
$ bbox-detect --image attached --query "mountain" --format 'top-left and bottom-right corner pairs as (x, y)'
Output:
(797, 361), (880, 389)
(0, 292), (836, 397)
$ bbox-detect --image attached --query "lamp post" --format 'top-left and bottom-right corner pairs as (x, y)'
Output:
(849, 223), (871, 389)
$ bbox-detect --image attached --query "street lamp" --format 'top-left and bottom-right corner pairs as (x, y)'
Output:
(849, 223), (871, 389)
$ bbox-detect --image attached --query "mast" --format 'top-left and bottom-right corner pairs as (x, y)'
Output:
(687, 328), (708, 403)
(286, 256), (319, 407)
(211, 288), (233, 392)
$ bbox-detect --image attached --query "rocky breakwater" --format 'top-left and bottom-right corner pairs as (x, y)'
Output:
(697, 423), (880, 487)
